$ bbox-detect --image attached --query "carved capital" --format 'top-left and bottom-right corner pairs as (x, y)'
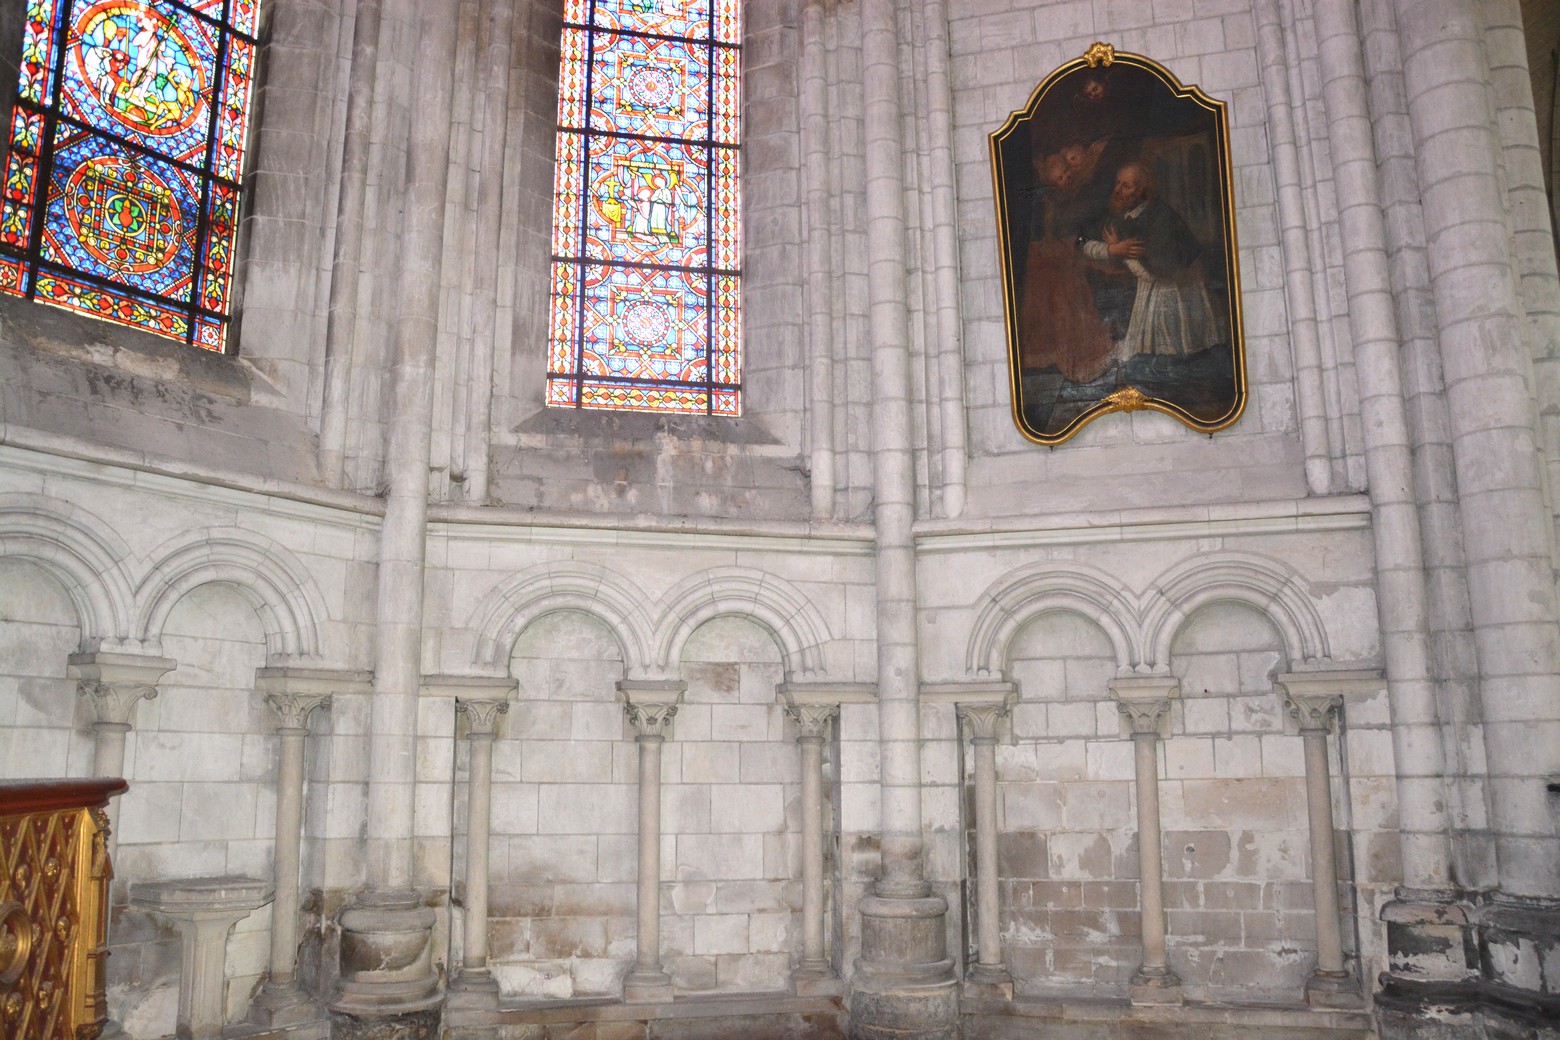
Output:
(957, 702), (1011, 741)
(784, 703), (839, 741)
(1117, 697), (1173, 736)
(69, 652), (176, 726)
(78, 681), (158, 726)
(619, 680), (685, 739)
(623, 700), (679, 737)
(456, 697), (510, 738)
(1285, 693), (1342, 731)
(266, 692), (329, 732)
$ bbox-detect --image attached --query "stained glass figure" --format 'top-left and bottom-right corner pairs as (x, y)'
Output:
(0, 0), (261, 352)
(549, 0), (741, 415)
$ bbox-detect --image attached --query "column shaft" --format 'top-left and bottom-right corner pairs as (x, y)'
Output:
(800, 734), (826, 967)
(1301, 726), (1345, 976)
(972, 736), (1001, 968)
(463, 734), (495, 971)
(268, 727), (308, 986)
(635, 734), (662, 972)
(1133, 733), (1169, 977)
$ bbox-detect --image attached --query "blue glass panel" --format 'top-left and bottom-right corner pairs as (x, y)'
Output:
(42, 129), (198, 301)
(578, 263), (709, 383)
(588, 32), (711, 140)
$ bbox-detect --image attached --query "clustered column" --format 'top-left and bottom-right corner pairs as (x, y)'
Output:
(619, 680), (685, 1003)
(448, 688), (513, 1007)
(1110, 677), (1182, 1006)
(956, 689), (1016, 999)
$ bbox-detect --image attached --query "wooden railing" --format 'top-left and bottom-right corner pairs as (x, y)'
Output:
(0, 779), (126, 1040)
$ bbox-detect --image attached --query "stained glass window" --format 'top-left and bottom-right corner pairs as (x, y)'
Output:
(0, 0), (261, 352)
(547, 0), (742, 415)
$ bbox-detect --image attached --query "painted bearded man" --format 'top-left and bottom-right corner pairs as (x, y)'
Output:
(1084, 160), (1222, 359)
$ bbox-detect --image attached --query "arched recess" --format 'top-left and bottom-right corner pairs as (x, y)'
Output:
(965, 563), (1141, 678)
(133, 530), (328, 660)
(468, 561), (654, 676)
(1140, 553), (1331, 670)
(0, 495), (134, 645)
(652, 567), (831, 679)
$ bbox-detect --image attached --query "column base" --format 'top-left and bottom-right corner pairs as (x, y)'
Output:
(622, 968), (675, 1003)
(850, 892), (959, 1040)
(963, 963), (1014, 1001)
(329, 1007), (441, 1040)
(250, 980), (324, 1028)
(790, 962), (842, 997)
(1306, 969), (1362, 1009)
(444, 969), (501, 1010)
(330, 890), (441, 1018)
(1129, 966), (1184, 1006)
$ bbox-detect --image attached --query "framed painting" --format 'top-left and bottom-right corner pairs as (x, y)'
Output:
(991, 43), (1247, 445)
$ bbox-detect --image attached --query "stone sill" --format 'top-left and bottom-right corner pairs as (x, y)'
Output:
(962, 995), (1374, 1032)
(445, 991), (842, 1028)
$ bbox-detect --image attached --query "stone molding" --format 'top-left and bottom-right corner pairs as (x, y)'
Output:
(419, 673), (517, 700)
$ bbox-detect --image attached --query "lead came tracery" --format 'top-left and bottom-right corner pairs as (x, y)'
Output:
(0, 1), (259, 351)
(547, 0), (742, 415)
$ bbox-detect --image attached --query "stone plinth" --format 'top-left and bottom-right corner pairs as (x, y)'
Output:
(130, 875), (274, 1040)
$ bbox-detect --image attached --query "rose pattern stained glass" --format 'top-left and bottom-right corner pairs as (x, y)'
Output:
(548, 0), (741, 415)
(0, 0), (261, 352)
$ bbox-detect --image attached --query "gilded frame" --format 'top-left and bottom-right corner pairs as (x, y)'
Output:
(991, 44), (1247, 445)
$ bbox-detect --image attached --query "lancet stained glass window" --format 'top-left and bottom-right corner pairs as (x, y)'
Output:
(547, 0), (742, 415)
(0, 0), (260, 352)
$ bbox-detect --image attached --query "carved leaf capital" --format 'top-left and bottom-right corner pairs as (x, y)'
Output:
(456, 697), (510, 737)
(1117, 697), (1173, 735)
(78, 681), (158, 726)
(956, 702), (1011, 741)
(1285, 693), (1342, 731)
(784, 703), (839, 740)
(265, 692), (331, 732)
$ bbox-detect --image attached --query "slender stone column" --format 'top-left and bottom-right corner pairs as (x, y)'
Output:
(447, 689), (513, 1008)
(334, 2), (459, 1031)
(954, 689), (1015, 999)
(853, 0), (956, 1035)
(1111, 677), (1182, 1006)
(619, 680), (684, 1003)
(778, 687), (843, 996)
(1277, 675), (1361, 1009)
(248, 669), (363, 1028)
(69, 652), (177, 865)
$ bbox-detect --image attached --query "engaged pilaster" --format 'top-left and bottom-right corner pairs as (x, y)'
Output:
(619, 679), (685, 1004)
(1277, 672), (1363, 1009)
(249, 668), (364, 1028)
(447, 679), (517, 1009)
(1110, 676), (1182, 1006)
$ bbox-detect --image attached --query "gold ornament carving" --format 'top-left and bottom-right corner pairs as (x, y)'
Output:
(0, 788), (116, 1040)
